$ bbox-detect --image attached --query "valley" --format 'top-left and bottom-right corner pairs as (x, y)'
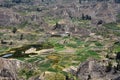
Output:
(0, 0), (120, 80)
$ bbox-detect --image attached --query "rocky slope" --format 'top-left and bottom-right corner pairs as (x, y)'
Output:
(1, 57), (120, 80)
(0, 0), (120, 80)
(0, 57), (69, 80)
(0, 58), (34, 80)
(76, 59), (120, 80)
(0, 0), (120, 27)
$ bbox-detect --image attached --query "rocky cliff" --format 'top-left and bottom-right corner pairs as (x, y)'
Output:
(0, 58), (36, 80)
(0, 0), (120, 27)
(76, 59), (120, 80)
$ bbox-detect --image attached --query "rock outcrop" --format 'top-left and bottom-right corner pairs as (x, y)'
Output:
(0, 8), (22, 26)
(76, 59), (120, 80)
(0, 58), (34, 80)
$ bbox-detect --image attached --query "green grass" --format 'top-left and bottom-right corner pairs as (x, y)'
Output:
(66, 43), (78, 48)
(0, 46), (9, 54)
(76, 49), (100, 62)
(26, 56), (44, 63)
(38, 60), (52, 71)
(18, 68), (40, 79)
(104, 22), (120, 30)
(0, 31), (102, 79)
(24, 34), (38, 41)
(113, 45), (120, 53)
(54, 43), (65, 51)
(94, 41), (103, 46)
(16, 57), (26, 61)
(64, 38), (84, 48)
(47, 68), (58, 72)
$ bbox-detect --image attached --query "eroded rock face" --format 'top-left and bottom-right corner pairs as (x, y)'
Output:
(76, 59), (120, 80)
(0, 0), (119, 27)
(0, 8), (22, 26)
(0, 58), (33, 80)
(0, 58), (66, 80)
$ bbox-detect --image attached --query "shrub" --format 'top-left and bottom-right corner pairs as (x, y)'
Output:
(12, 27), (17, 33)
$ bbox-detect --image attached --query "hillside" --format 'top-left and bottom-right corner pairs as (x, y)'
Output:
(0, 0), (120, 80)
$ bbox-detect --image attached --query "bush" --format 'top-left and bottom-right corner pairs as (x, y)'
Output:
(106, 62), (112, 72)
(20, 34), (23, 40)
(12, 27), (17, 33)
(81, 14), (91, 20)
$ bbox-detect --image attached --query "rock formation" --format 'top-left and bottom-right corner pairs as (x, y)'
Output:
(76, 59), (120, 80)
(0, 58), (35, 80)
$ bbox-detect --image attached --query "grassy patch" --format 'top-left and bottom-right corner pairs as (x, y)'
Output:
(26, 56), (44, 63)
(76, 49), (100, 62)
(104, 22), (120, 30)
(54, 43), (65, 51)
(0, 46), (9, 54)
(38, 60), (52, 71)
(94, 41), (103, 46)
(44, 17), (61, 26)
(18, 68), (40, 79)
(113, 45), (120, 53)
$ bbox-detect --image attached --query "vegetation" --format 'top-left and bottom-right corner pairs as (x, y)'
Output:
(0, 0), (120, 79)
(81, 14), (91, 20)
(12, 27), (17, 33)
(18, 68), (40, 79)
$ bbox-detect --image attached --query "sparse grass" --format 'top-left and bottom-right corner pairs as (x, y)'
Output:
(18, 68), (40, 79)
(0, 33), (3, 37)
(94, 41), (103, 46)
(44, 17), (61, 26)
(26, 56), (44, 63)
(19, 21), (28, 28)
(104, 22), (120, 30)
(16, 57), (26, 61)
(113, 45), (120, 53)
(24, 34), (38, 41)
(66, 43), (78, 48)
(71, 18), (90, 27)
(0, 46), (9, 54)
(66, 39), (84, 48)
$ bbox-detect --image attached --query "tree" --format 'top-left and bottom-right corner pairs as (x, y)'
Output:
(42, 0), (44, 2)
(20, 34), (23, 40)
(116, 61), (120, 70)
(81, 14), (91, 20)
(53, 22), (61, 30)
(116, 52), (120, 70)
(82, 13), (85, 20)
(12, 0), (21, 3)
(85, 15), (91, 20)
(9, 41), (13, 45)
(1, 40), (7, 44)
(12, 27), (17, 33)
(106, 61), (112, 72)
(79, 0), (81, 3)
(115, 0), (120, 3)
(87, 75), (91, 80)
(116, 52), (120, 60)
(97, 20), (103, 25)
